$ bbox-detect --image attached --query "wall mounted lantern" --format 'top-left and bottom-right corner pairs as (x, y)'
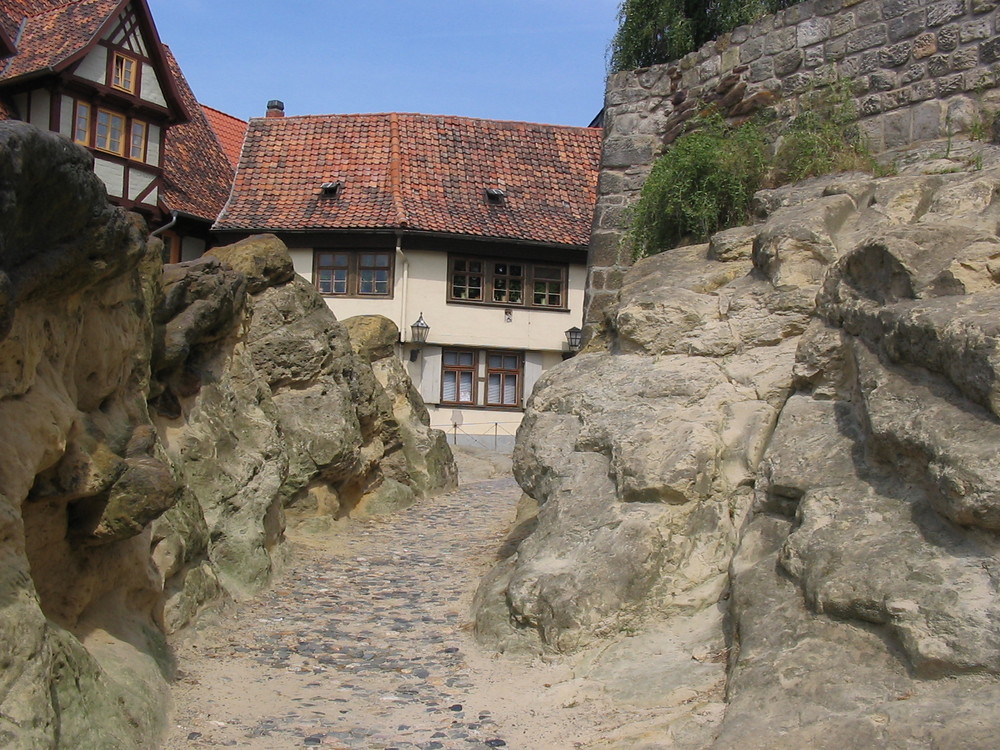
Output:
(565, 326), (582, 352)
(411, 313), (430, 344)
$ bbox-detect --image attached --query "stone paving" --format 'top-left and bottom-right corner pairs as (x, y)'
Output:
(162, 477), (578, 750)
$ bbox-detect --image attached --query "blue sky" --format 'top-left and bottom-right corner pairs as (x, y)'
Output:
(146, 1), (622, 127)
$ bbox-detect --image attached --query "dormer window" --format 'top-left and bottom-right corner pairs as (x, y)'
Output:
(321, 181), (344, 198)
(112, 53), (137, 93)
(485, 187), (506, 206)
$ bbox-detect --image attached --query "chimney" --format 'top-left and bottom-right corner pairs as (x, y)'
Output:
(266, 100), (285, 118)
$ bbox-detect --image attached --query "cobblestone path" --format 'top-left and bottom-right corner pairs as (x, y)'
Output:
(162, 477), (592, 750)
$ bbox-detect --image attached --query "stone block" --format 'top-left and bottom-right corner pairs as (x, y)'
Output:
(699, 56), (722, 83)
(928, 53), (952, 76)
(883, 108), (913, 145)
(750, 57), (775, 82)
(881, 40), (914, 65)
(832, 11), (857, 36)
(861, 93), (885, 114)
(598, 171), (625, 196)
(981, 37), (1000, 63)
(847, 24), (888, 53)
(972, 0), (997, 13)
(798, 17), (833, 46)
(902, 62), (927, 83)
(883, 0), (920, 18)
(804, 44), (826, 68)
(602, 136), (657, 169)
(938, 25), (960, 52)
(782, 71), (814, 94)
(913, 32), (938, 58)
(856, 0), (885, 24)
(731, 25), (752, 44)
(965, 67), (995, 89)
(588, 231), (627, 267)
(871, 70), (897, 89)
(884, 87), (912, 108)
(962, 19), (992, 41)
(912, 100), (943, 139)
(637, 67), (666, 90)
(825, 35), (849, 59)
(952, 46), (979, 68)
(860, 49), (881, 72)
(858, 113), (885, 150)
(597, 203), (628, 231)
(927, 0), (965, 27)
(775, 48), (805, 75)
(766, 27), (798, 54)
(888, 10), (927, 41)
(939, 72), (966, 94)
(722, 46), (741, 73)
(816, 0), (844, 14)
(910, 78), (939, 100)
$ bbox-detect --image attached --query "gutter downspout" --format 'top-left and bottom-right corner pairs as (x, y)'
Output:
(151, 209), (179, 237)
(396, 232), (408, 351)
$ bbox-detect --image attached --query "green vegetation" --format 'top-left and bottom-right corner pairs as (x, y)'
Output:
(609, 0), (795, 73)
(628, 85), (882, 259)
(628, 115), (767, 254)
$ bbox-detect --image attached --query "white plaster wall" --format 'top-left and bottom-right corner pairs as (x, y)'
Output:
(28, 90), (49, 128)
(181, 236), (206, 262)
(127, 168), (155, 201)
(140, 63), (166, 107)
(59, 95), (73, 137)
(94, 158), (124, 198)
(11, 93), (26, 120)
(74, 47), (107, 84)
(293, 247), (584, 352)
(146, 125), (161, 167)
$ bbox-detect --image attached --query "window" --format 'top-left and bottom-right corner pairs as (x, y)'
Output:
(73, 101), (91, 145)
(486, 352), (521, 407)
(314, 251), (393, 297)
(442, 350), (476, 404)
(95, 109), (125, 155)
(448, 256), (567, 309)
(112, 53), (137, 93)
(129, 120), (147, 160)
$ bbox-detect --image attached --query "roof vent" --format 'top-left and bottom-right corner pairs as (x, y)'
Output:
(266, 99), (285, 118)
(320, 181), (344, 198)
(485, 187), (506, 205)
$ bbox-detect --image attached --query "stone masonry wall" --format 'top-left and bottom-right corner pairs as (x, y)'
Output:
(585, 0), (1000, 325)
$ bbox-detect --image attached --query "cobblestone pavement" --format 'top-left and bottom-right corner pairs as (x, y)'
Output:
(162, 477), (591, 750)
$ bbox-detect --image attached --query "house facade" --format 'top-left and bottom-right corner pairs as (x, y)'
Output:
(0, 0), (235, 262)
(214, 105), (602, 443)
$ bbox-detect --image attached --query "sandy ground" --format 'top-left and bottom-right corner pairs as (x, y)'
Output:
(159, 455), (663, 750)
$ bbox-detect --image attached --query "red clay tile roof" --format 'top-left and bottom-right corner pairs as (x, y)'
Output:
(215, 113), (602, 248)
(0, 0), (122, 82)
(201, 104), (247, 170)
(160, 47), (234, 223)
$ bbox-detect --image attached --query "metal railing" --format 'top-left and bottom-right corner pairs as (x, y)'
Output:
(430, 420), (520, 452)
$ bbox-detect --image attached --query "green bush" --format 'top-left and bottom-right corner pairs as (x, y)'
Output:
(771, 82), (878, 184)
(627, 115), (768, 258)
(627, 85), (882, 259)
(609, 0), (796, 73)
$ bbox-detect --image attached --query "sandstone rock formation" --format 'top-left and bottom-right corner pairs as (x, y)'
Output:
(476, 145), (1000, 747)
(0, 122), (455, 748)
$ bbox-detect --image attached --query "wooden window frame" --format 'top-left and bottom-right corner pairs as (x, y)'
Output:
(111, 52), (138, 94)
(129, 119), (148, 161)
(441, 349), (477, 405)
(485, 350), (523, 408)
(95, 108), (126, 156)
(448, 256), (568, 310)
(73, 100), (91, 146)
(314, 250), (394, 298)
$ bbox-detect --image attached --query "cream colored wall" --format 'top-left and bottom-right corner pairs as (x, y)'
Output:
(74, 47), (107, 83)
(289, 246), (585, 353)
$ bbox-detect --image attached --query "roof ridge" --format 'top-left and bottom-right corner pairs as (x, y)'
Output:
(388, 112), (407, 228)
(249, 110), (602, 133)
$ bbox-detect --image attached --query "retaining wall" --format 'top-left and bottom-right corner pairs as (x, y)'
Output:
(585, 0), (1000, 324)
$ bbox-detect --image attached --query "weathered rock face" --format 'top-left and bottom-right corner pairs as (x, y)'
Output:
(0, 124), (456, 748)
(477, 149), (1000, 746)
(0, 122), (173, 748)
